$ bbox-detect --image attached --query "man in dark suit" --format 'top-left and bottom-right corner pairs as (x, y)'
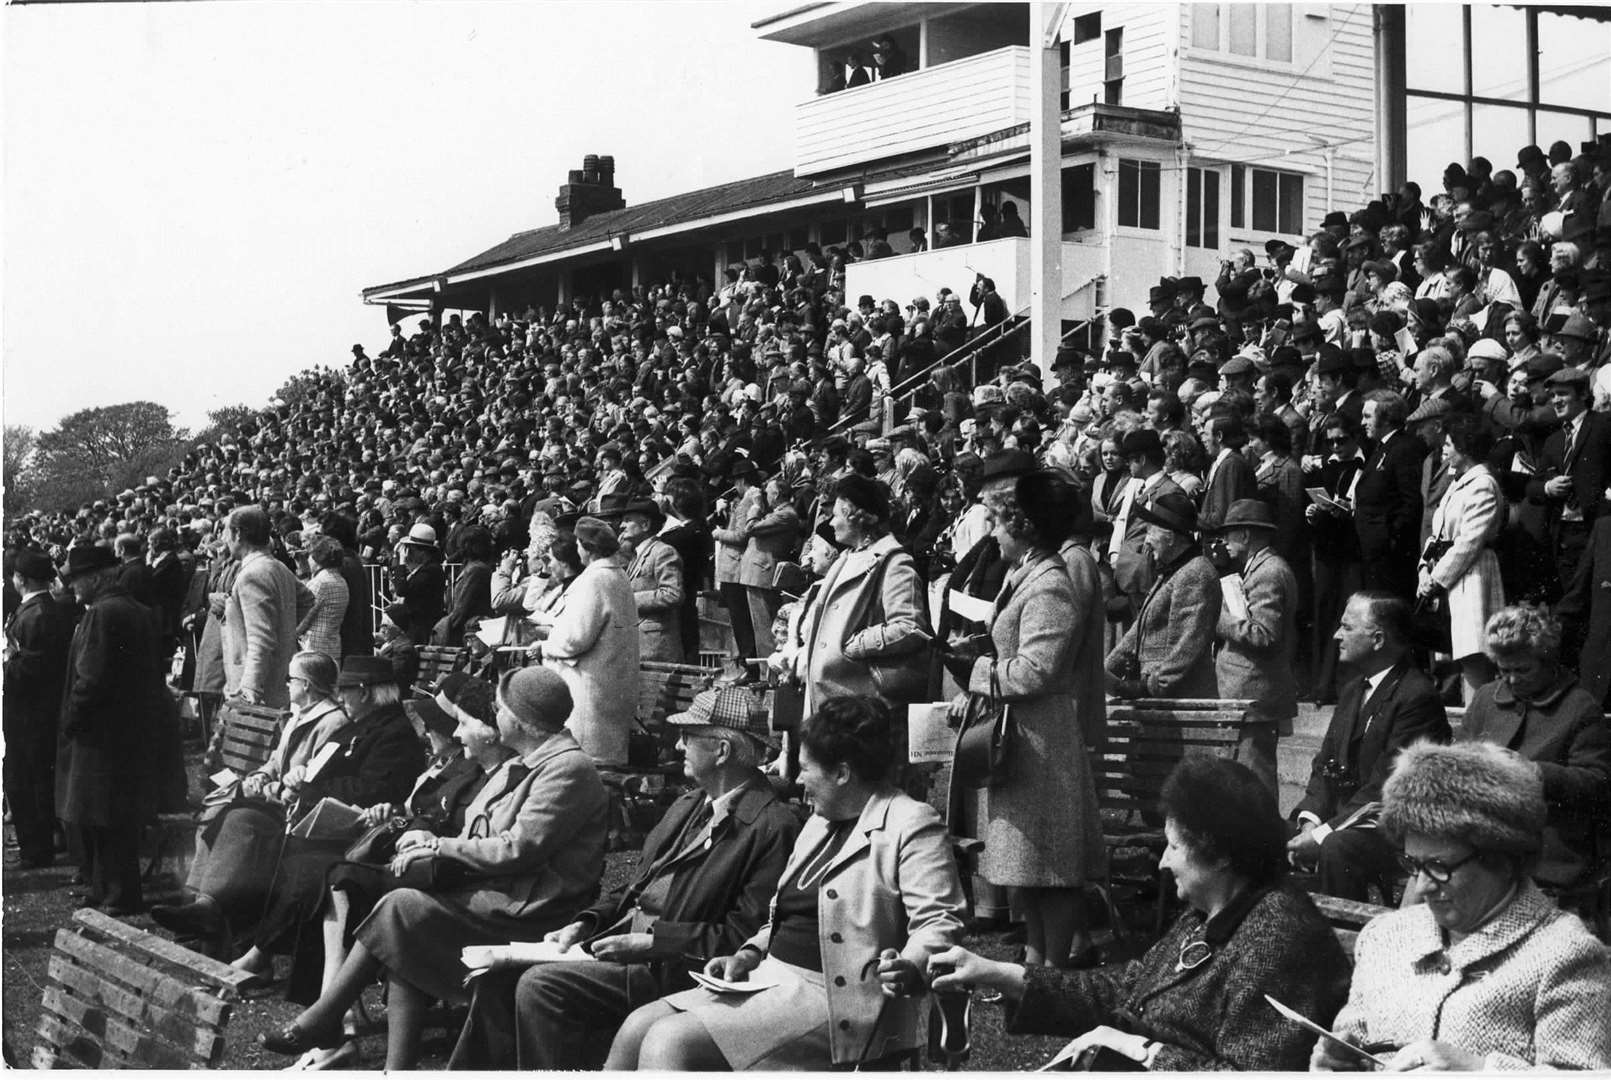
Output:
(1557, 515), (1611, 707)
(57, 544), (170, 914)
(1527, 367), (1611, 597)
(1198, 413), (1258, 534)
(3, 551), (74, 868)
(1288, 592), (1449, 901)
(1353, 390), (1425, 600)
(448, 687), (800, 1069)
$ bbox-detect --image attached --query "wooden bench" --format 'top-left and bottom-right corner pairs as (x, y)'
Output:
(415, 644), (469, 692)
(1090, 698), (1252, 933)
(1310, 892), (1392, 959)
(594, 662), (719, 851)
(637, 660), (712, 728)
(34, 908), (256, 1069)
(214, 701), (287, 777)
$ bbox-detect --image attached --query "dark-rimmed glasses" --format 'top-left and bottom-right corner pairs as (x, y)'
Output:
(1395, 849), (1480, 884)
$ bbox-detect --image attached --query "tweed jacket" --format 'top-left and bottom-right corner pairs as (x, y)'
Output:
(712, 486), (765, 585)
(1459, 674), (1611, 887)
(626, 536), (685, 663)
(541, 556), (640, 765)
(1293, 660), (1449, 829)
(738, 504), (801, 589)
(1333, 885), (1611, 1069)
(1106, 551), (1220, 699)
(1214, 546), (1299, 731)
(223, 550), (314, 707)
(1006, 882), (1351, 1070)
(744, 790), (965, 1065)
(1110, 472), (1184, 599)
(575, 776), (800, 976)
(434, 729), (608, 923)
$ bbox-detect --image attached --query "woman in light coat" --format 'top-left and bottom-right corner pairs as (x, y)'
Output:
(792, 475), (930, 717)
(1418, 415), (1504, 702)
(951, 471), (1106, 968)
(536, 517), (639, 766)
(738, 475), (801, 659)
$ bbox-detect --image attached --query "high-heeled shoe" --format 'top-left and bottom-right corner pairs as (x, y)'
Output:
(259, 1018), (345, 1056)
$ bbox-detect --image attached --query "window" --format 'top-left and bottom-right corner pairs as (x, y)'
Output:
(1230, 164), (1304, 235)
(1072, 12), (1101, 45)
(1059, 40), (1071, 110)
(1186, 167), (1220, 249)
(1104, 28), (1124, 105)
(1117, 159), (1160, 230)
(1061, 163), (1097, 233)
(1193, 3), (1296, 62)
(818, 219), (847, 246)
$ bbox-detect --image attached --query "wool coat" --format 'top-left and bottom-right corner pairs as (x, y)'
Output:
(1332, 885), (1611, 1069)
(794, 534), (931, 714)
(1422, 464), (1505, 660)
(4, 590), (74, 756)
(194, 551), (237, 695)
(55, 585), (168, 827)
(1459, 674), (1611, 888)
(541, 556), (640, 765)
(738, 504), (801, 589)
(743, 790), (966, 1065)
(357, 731), (608, 1005)
(966, 553), (1104, 887)
(295, 701), (424, 812)
(1215, 545), (1299, 731)
(1006, 883), (1351, 1070)
(1354, 429), (1426, 595)
(712, 486), (764, 586)
(223, 549), (314, 707)
(626, 536), (685, 663)
(1105, 551), (1220, 699)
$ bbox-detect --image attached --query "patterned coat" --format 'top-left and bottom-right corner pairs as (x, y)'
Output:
(1105, 551), (1220, 698)
(966, 553), (1104, 887)
(1006, 883), (1351, 1070)
(1332, 884), (1611, 1069)
(1214, 545), (1299, 732)
(297, 567), (348, 663)
(626, 536), (685, 663)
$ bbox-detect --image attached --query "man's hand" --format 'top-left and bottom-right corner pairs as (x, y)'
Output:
(545, 921), (589, 951)
(1544, 475), (1572, 500)
(875, 949), (925, 998)
(1287, 823), (1320, 866)
(241, 773), (268, 799)
(1067, 1025), (1155, 1065)
(589, 934), (655, 963)
(358, 802), (397, 828)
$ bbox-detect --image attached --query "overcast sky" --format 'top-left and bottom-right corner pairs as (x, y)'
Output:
(3, 1), (814, 436)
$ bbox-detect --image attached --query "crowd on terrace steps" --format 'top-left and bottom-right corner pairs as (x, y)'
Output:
(5, 135), (1611, 1070)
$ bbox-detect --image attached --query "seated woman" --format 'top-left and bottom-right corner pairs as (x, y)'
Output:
(235, 676), (499, 1067)
(1314, 740), (1611, 1070)
(151, 651), (362, 952)
(258, 666), (609, 1070)
(606, 694), (966, 1071)
(929, 757), (1350, 1071)
(1458, 605), (1610, 890)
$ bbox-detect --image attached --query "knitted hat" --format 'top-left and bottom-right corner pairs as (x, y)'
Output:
(496, 666), (573, 732)
(832, 473), (890, 521)
(1380, 741), (1546, 856)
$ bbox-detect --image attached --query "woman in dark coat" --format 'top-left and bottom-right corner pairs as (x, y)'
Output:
(931, 757), (1350, 1071)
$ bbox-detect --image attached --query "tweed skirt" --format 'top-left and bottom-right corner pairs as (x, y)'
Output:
(356, 888), (542, 1006)
(659, 956), (832, 1070)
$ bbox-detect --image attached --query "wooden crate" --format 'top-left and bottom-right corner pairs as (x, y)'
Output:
(34, 909), (256, 1069)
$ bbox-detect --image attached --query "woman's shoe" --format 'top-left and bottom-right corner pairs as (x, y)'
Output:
(1063, 944), (1105, 970)
(282, 1041), (358, 1071)
(259, 1020), (345, 1056)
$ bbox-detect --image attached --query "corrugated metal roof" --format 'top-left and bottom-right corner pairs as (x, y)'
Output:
(444, 168), (827, 275)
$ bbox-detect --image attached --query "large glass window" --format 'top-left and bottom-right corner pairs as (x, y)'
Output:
(1405, 96), (1467, 196)
(1404, 5), (1463, 95)
(1192, 2), (1293, 62)
(1228, 4), (1257, 56)
(1470, 5), (1527, 102)
(1117, 160), (1161, 230)
(1192, 4), (1220, 50)
(1231, 165), (1304, 235)
(1265, 4), (1292, 63)
(1186, 168), (1221, 250)
(1538, 11), (1611, 109)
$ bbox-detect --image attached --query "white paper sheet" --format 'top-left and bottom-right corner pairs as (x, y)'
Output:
(907, 703), (956, 764)
(1220, 575), (1248, 622)
(947, 589), (995, 626)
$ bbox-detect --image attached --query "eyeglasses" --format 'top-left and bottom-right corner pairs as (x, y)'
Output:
(1395, 849), (1480, 884)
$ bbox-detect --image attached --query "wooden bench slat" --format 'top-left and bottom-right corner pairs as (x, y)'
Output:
(40, 987), (210, 1068)
(43, 969), (226, 1059)
(48, 948), (229, 1029)
(35, 1013), (124, 1070)
(72, 908), (256, 996)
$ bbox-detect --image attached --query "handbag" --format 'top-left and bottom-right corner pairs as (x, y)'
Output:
(951, 668), (1014, 790)
(344, 816), (409, 864)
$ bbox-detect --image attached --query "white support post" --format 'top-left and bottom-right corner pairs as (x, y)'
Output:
(1029, 5), (1067, 383)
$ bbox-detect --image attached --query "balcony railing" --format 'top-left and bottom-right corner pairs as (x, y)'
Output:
(794, 46), (1032, 176)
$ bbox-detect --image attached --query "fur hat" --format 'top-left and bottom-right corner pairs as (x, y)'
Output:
(1380, 741), (1546, 856)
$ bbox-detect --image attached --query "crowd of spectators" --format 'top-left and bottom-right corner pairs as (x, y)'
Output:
(6, 134), (1611, 1070)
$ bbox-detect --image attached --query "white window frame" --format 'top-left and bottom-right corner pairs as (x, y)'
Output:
(1186, 3), (1308, 72)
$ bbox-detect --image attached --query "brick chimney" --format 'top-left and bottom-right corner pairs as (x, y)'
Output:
(555, 154), (625, 230)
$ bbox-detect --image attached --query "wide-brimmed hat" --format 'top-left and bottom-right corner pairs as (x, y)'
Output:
(1208, 498), (1277, 533)
(60, 544), (117, 580)
(1132, 492), (1199, 537)
(621, 498), (666, 531)
(668, 686), (774, 747)
(1380, 741), (1545, 856)
(398, 523), (439, 550)
(337, 655), (394, 688)
(13, 550), (57, 582)
(404, 695), (458, 738)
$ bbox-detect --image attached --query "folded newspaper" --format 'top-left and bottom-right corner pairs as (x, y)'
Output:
(288, 796), (364, 840)
(461, 940), (599, 973)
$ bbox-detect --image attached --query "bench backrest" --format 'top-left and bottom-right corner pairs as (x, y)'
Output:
(34, 908), (256, 1069)
(415, 644), (468, 692)
(1091, 699), (1252, 818)
(216, 702), (287, 776)
(637, 661), (712, 728)
(1309, 891), (1393, 958)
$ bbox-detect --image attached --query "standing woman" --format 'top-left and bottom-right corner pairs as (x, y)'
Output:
(952, 471), (1106, 968)
(739, 475), (801, 660)
(535, 517), (639, 767)
(392, 524), (445, 648)
(297, 537), (349, 664)
(1418, 415), (1505, 702)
